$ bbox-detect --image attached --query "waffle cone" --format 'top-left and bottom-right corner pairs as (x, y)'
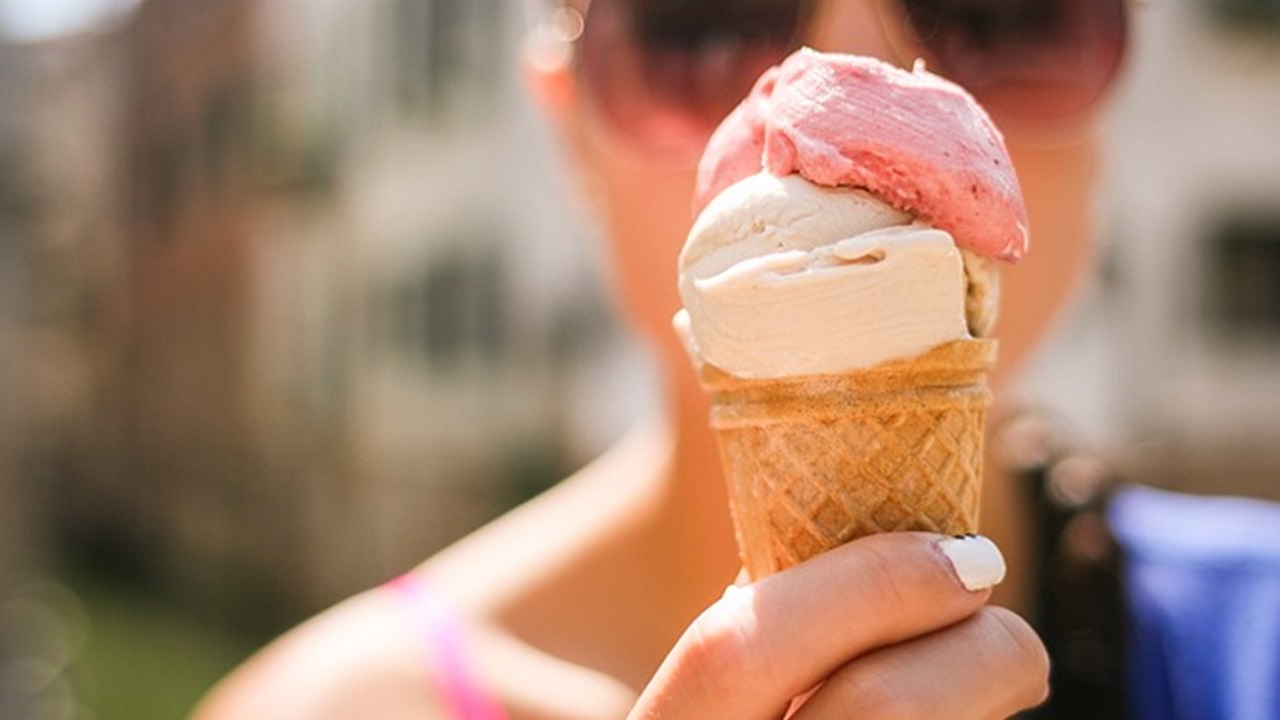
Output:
(701, 338), (996, 580)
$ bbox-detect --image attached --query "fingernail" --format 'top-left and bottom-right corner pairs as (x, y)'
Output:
(721, 582), (752, 602)
(938, 534), (1006, 591)
(719, 582), (756, 612)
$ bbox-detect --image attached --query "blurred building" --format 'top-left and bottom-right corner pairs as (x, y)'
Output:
(0, 26), (29, 601)
(104, 0), (646, 609)
(0, 20), (128, 719)
(7, 0), (645, 615)
(1023, 0), (1280, 499)
(0, 11), (131, 590)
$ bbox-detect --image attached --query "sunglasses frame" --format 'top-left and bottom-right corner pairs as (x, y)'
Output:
(531, 0), (1131, 156)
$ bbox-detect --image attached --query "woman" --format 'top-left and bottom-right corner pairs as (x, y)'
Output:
(194, 1), (1128, 717)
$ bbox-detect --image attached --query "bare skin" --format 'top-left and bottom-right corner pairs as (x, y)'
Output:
(193, 2), (1101, 717)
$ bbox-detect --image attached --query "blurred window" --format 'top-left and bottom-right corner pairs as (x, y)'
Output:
(1208, 0), (1280, 30)
(0, 148), (38, 223)
(1204, 214), (1280, 340)
(201, 78), (251, 186)
(144, 131), (183, 236)
(393, 239), (505, 371)
(391, 0), (502, 123)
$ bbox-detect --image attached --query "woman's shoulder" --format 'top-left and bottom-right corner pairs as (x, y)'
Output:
(191, 422), (674, 719)
(190, 587), (450, 720)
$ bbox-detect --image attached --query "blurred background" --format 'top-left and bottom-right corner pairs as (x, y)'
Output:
(0, 0), (1277, 717)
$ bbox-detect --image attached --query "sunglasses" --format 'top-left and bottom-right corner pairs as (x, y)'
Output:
(533, 0), (1130, 157)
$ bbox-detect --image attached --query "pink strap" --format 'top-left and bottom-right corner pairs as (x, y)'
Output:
(386, 574), (510, 720)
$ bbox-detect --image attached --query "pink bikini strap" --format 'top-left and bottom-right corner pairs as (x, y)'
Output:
(386, 573), (510, 720)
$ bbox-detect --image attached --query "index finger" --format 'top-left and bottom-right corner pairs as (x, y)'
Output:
(629, 532), (1005, 720)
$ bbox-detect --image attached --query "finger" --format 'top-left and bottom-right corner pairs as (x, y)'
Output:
(792, 606), (1050, 720)
(627, 533), (1006, 720)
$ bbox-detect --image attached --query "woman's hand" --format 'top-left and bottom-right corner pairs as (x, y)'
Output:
(628, 533), (1049, 720)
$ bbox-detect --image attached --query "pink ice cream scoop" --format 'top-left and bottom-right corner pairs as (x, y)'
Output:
(695, 48), (1028, 262)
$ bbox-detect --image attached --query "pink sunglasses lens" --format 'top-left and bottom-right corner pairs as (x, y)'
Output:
(578, 0), (807, 154)
(898, 0), (1128, 128)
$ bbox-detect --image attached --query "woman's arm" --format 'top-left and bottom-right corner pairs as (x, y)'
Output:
(189, 584), (636, 720)
(190, 589), (445, 720)
(191, 427), (665, 720)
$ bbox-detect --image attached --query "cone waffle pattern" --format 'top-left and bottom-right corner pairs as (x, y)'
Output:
(703, 339), (995, 580)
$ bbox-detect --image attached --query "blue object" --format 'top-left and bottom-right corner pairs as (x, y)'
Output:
(1108, 485), (1280, 720)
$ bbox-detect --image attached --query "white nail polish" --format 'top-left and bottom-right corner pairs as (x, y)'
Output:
(939, 535), (1007, 591)
(721, 582), (752, 602)
(718, 582), (756, 613)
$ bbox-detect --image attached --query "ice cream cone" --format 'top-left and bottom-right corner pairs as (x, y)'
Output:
(701, 338), (996, 580)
